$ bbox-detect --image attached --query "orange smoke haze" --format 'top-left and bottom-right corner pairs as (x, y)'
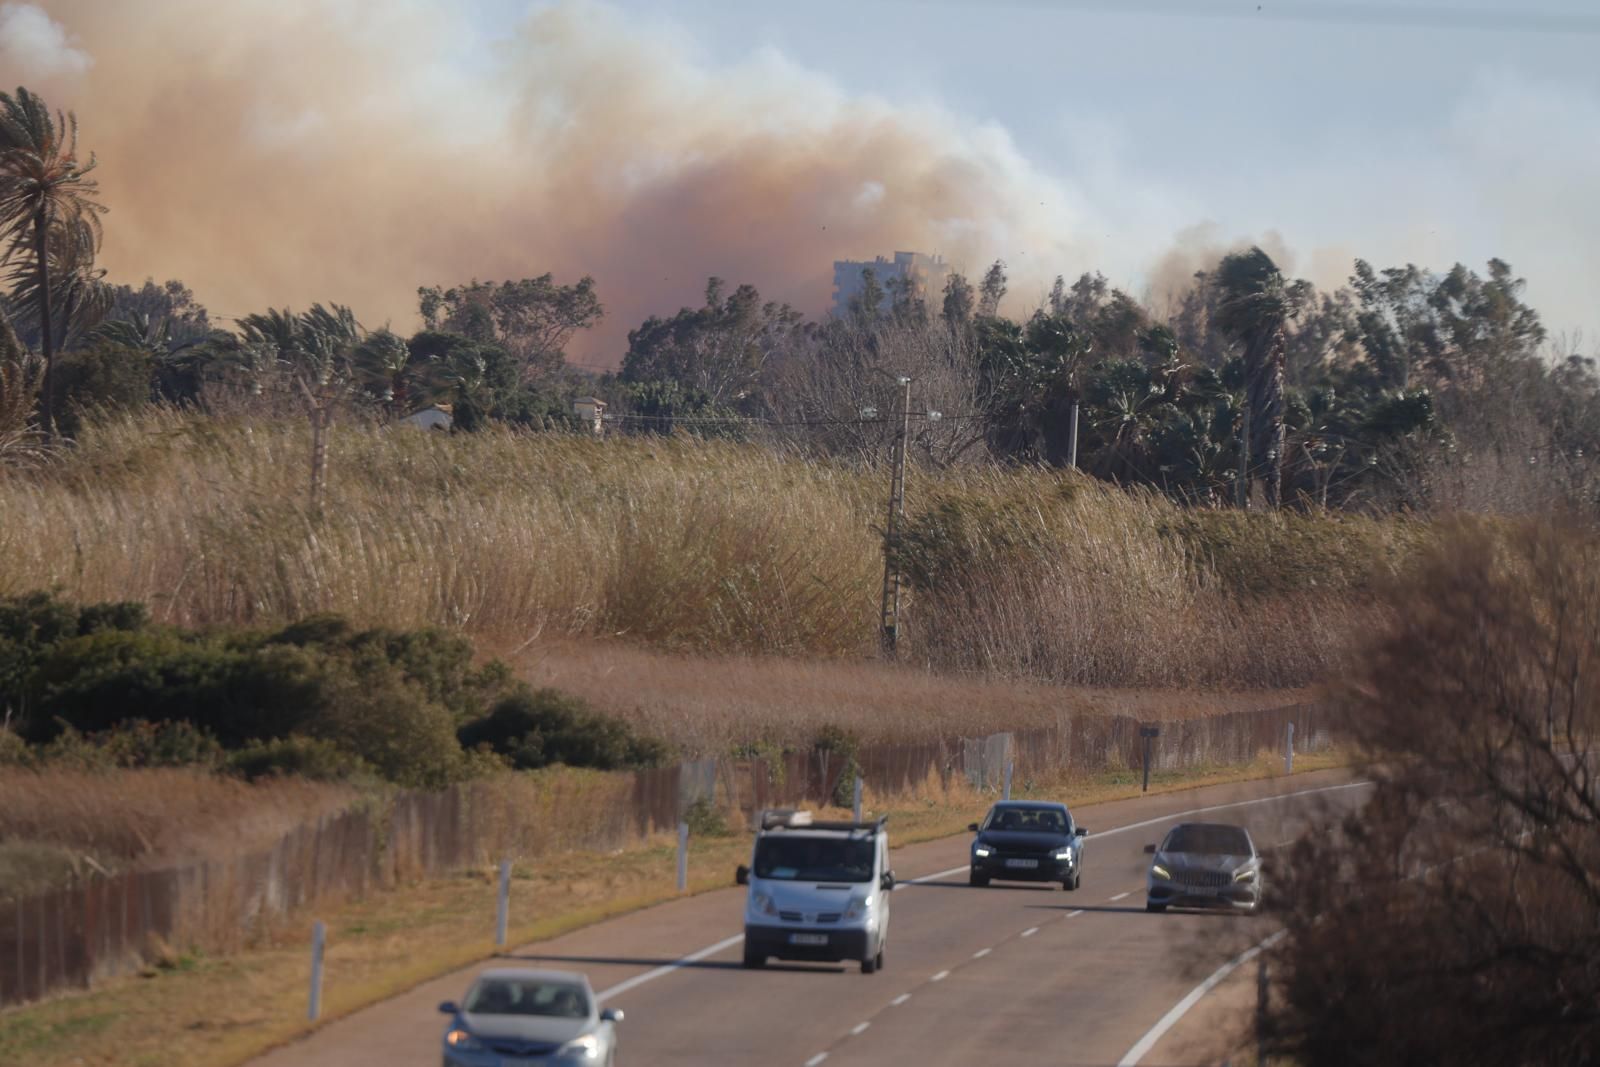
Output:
(11, 0), (1128, 363)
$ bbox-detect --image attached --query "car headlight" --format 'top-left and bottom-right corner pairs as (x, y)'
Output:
(444, 1028), (482, 1051)
(751, 891), (778, 916)
(1233, 867), (1257, 882)
(558, 1033), (602, 1059)
(1150, 864), (1171, 881)
(1052, 848), (1074, 863)
(973, 845), (991, 858)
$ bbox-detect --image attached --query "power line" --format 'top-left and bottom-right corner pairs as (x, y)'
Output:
(955, 0), (1600, 37)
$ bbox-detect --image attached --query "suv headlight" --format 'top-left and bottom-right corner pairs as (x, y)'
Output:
(558, 1033), (601, 1059)
(1052, 848), (1074, 863)
(1233, 867), (1257, 882)
(444, 1028), (482, 1051)
(973, 845), (991, 858)
(1150, 864), (1171, 881)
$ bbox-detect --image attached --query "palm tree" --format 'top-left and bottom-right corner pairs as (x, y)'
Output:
(0, 87), (106, 435)
(6, 215), (110, 352)
(1213, 247), (1308, 508)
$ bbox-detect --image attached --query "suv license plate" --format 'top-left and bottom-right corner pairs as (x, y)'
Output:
(1005, 858), (1039, 869)
(789, 932), (829, 946)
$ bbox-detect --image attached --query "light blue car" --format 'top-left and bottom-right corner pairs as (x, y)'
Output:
(439, 968), (622, 1066)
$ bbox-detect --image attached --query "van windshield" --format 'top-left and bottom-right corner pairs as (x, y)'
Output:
(753, 836), (875, 882)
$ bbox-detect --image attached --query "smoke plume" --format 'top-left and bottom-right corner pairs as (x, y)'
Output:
(13, 0), (1112, 362)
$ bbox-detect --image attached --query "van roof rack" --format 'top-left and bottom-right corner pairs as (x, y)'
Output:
(758, 809), (888, 832)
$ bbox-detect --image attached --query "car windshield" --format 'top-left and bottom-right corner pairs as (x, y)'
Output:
(1163, 825), (1251, 856)
(982, 806), (1069, 833)
(464, 978), (589, 1018)
(753, 835), (875, 882)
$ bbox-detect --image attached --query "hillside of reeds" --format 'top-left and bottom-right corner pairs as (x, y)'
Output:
(0, 412), (1421, 689)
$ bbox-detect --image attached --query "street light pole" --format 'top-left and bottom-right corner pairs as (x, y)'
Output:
(879, 376), (912, 658)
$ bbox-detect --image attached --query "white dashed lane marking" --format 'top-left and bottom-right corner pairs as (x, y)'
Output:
(930, 969), (950, 982)
(804, 1053), (828, 1067)
(1066, 909), (1084, 918)
(973, 947), (992, 959)
(891, 993), (912, 1006)
(850, 1022), (871, 1036)
(1109, 891), (1132, 902)
(1021, 926), (1039, 938)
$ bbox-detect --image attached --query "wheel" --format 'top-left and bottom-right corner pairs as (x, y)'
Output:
(861, 953), (877, 974)
(742, 947), (766, 968)
(1063, 870), (1080, 891)
(1146, 901), (1166, 913)
(968, 871), (989, 887)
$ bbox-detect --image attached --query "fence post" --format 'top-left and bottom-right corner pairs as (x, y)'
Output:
(1003, 760), (1014, 801)
(494, 859), (511, 951)
(307, 920), (326, 1022)
(1140, 725), (1161, 793)
(852, 775), (863, 822)
(1286, 721), (1295, 774)
(676, 822), (689, 893)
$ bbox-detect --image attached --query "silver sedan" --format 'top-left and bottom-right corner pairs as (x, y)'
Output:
(439, 967), (622, 1066)
(1144, 822), (1263, 913)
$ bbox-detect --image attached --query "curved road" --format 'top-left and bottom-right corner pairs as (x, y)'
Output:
(252, 769), (1367, 1067)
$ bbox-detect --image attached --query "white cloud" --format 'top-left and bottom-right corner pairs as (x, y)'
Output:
(0, 2), (91, 84)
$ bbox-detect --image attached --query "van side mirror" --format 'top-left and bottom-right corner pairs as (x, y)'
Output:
(600, 1008), (624, 1023)
(438, 1001), (460, 1015)
(735, 864), (750, 885)
(1143, 844), (1157, 854)
(881, 871), (895, 891)
(967, 823), (980, 832)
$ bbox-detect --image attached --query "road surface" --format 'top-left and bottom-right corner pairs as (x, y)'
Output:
(251, 769), (1367, 1067)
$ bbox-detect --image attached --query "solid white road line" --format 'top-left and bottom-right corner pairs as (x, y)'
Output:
(850, 1022), (871, 1036)
(1115, 929), (1287, 1067)
(590, 779), (1370, 1005)
(891, 993), (912, 1006)
(1109, 891), (1132, 902)
(595, 934), (746, 1002)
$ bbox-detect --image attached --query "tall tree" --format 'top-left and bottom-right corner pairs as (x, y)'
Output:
(1214, 247), (1308, 508)
(621, 277), (802, 407)
(418, 274), (602, 381)
(0, 88), (105, 435)
(977, 260), (1008, 318)
(941, 272), (975, 330)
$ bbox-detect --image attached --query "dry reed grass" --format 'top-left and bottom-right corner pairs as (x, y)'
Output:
(506, 639), (1312, 753)
(0, 411), (1416, 690)
(0, 768), (355, 887)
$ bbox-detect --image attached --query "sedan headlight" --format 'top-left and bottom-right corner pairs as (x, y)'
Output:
(1150, 864), (1171, 881)
(444, 1028), (482, 1051)
(558, 1033), (602, 1059)
(973, 845), (992, 858)
(1233, 867), (1257, 883)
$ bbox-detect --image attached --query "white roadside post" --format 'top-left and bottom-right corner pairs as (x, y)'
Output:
(308, 920), (326, 1022)
(1003, 760), (1014, 801)
(1286, 721), (1295, 774)
(852, 775), (863, 822)
(495, 859), (512, 951)
(676, 821), (689, 893)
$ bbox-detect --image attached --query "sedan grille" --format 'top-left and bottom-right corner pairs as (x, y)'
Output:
(483, 1037), (561, 1057)
(1173, 869), (1230, 889)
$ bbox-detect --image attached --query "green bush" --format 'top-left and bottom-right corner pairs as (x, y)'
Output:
(302, 662), (465, 788)
(229, 736), (373, 782)
(457, 686), (670, 771)
(49, 341), (154, 438)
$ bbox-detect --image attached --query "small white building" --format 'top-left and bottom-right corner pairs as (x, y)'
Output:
(401, 403), (453, 431)
(573, 396), (606, 435)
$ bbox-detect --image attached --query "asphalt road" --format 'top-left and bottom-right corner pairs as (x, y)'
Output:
(250, 768), (1368, 1067)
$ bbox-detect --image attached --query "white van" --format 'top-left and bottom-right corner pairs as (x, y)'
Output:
(735, 811), (894, 974)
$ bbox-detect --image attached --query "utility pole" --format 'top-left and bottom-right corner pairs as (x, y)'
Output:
(879, 376), (912, 658)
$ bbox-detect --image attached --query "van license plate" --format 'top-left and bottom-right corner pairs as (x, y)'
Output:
(789, 933), (828, 946)
(1005, 858), (1039, 869)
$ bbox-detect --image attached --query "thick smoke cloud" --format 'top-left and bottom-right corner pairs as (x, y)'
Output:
(15, 0), (1112, 361)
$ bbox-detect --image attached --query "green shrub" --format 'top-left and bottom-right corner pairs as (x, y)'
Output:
(93, 719), (224, 769)
(814, 725), (862, 808)
(49, 341), (154, 438)
(229, 736), (373, 782)
(458, 686), (670, 771)
(683, 795), (732, 838)
(302, 663), (465, 788)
